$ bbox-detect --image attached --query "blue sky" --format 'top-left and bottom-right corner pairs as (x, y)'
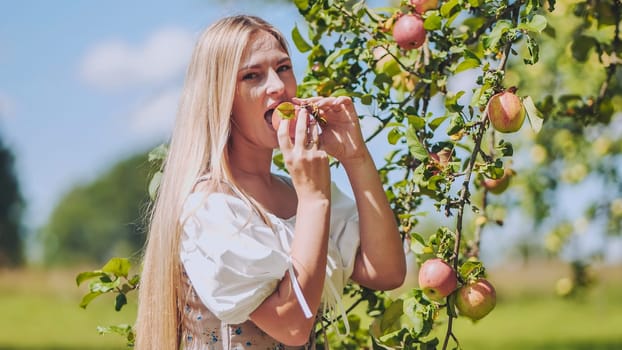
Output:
(0, 1), (318, 234)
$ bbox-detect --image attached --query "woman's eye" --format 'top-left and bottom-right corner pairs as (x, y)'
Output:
(242, 72), (258, 80)
(277, 65), (292, 73)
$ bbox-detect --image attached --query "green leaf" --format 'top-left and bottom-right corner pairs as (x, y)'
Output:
(364, 6), (384, 24)
(387, 128), (403, 145)
(291, 25), (312, 53)
(446, 114), (465, 135)
(523, 96), (543, 133)
(79, 291), (103, 309)
(97, 323), (134, 337)
(293, 0), (309, 10)
(455, 58), (480, 73)
(115, 293), (128, 311)
(496, 140), (514, 157)
(570, 35), (597, 62)
(429, 116), (448, 131)
(523, 34), (540, 65)
(373, 299), (404, 335)
(379, 57), (401, 77)
(89, 278), (121, 293)
(410, 233), (427, 254)
(484, 20), (512, 49)
(517, 14), (547, 33)
(407, 115), (426, 131)
(445, 91), (465, 113)
(459, 259), (485, 281)
(330, 88), (350, 97)
(406, 127), (429, 161)
(424, 13), (442, 31)
(324, 48), (353, 67)
(76, 271), (106, 286)
(440, 0), (459, 17)
(102, 257), (131, 278)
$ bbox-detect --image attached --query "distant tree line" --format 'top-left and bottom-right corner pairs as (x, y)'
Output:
(40, 150), (156, 265)
(0, 136), (23, 267)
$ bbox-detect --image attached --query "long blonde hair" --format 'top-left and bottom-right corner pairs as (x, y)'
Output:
(135, 15), (289, 350)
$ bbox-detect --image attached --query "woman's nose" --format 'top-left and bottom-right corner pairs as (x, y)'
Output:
(265, 69), (285, 96)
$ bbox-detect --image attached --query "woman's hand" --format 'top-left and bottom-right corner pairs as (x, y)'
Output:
(277, 106), (331, 199)
(293, 96), (368, 165)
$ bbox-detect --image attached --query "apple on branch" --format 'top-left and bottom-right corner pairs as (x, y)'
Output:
(481, 168), (515, 195)
(486, 88), (526, 133)
(392, 14), (426, 50)
(455, 278), (497, 321)
(410, 0), (438, 14)
(418, 258), (458, 302)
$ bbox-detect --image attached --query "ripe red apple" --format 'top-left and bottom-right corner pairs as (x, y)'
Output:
(455, 278), (496, 321)
(481, 168), (515, 195)
(486, 90), (526, 133)
(418, 258), (458, 301)
(410, 0), (438, 14)
(393, 14), (426, 50)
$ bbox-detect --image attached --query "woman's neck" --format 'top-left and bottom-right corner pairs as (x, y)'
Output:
(227, 142), (274, 185)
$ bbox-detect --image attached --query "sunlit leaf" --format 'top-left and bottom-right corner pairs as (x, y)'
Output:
(102, 257), (131, 278)
(523, 96), (543, 133)
(292, 25), (312, 53)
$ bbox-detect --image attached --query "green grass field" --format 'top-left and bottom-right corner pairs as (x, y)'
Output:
(1, 261), (620, 349)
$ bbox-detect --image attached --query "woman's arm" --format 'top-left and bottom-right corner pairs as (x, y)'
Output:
(295, 96), (406, 291)
(250, 108), (332, 346)
(343, 150), (406, 290)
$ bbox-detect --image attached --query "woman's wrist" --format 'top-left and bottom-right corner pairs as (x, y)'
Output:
(340, 148), (374, 171)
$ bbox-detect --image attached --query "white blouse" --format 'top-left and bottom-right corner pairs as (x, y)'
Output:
(179, 181), (360, 329)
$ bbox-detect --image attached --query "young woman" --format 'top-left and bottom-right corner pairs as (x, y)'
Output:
(135, 15), (406, 349)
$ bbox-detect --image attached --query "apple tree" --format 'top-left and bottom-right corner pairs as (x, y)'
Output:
(286, 0), (621, 348)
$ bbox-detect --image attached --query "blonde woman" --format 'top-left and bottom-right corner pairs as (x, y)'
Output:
(135, 15), (406, 349)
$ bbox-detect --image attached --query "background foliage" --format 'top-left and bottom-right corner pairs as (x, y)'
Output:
(39, 151), (154, 265)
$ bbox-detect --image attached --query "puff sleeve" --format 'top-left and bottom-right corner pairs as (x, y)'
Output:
(179, 192), (289, 324)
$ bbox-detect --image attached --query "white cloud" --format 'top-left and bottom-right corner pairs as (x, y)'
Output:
(129, 86), (181, 139)
(80, 27), (195, 90)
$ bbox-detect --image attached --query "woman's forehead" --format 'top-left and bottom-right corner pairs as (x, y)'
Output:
(240, 31), (288, 64)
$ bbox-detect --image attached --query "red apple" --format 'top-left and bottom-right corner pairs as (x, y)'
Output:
(410, 0), (438, 14)
(456, 278), (496, 321)
(486, 90), (526, 133)
(393, 14), (426, 50)
(481, 168), (515, 195)
(418, 258), (458, 301)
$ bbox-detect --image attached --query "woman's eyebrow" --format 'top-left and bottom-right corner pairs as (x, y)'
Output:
(239, 56), (291, 71)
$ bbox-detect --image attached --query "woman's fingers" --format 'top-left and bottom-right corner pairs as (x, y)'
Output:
(307, 119), (320, 150)
(294, 106), (309, 147)
(277, 118), (293, 151)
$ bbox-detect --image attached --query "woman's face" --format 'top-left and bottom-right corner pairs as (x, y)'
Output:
(230, 30), (297, 149)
